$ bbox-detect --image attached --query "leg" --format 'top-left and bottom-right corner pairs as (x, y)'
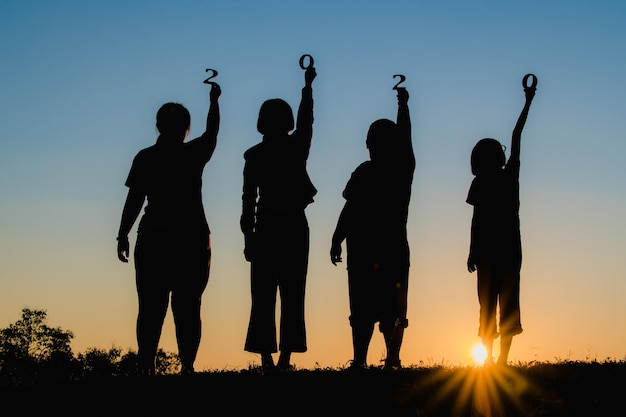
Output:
(277, 268), (307, 358)
(477, 264), (499, 338)
(351, 320), (375, 366)
(171, 234), (210, 374)
(497, 269), (522, 365)
(276, 217), (310, 367)
(477, 263), (499, 366)
(382, 319), (407, 369)
(497, 335), (513, 366)
(482, 337), (495, 366)
(381, 266), (409, 369)
(277, 351), (292, 370)
(348, 265), (377, 367)
(261, 352), (275, 372)
(136, 293), (169, 375)
(134, 237), (170, 375)
(244, 259), (278, 354)
(172, 295), (202, 374)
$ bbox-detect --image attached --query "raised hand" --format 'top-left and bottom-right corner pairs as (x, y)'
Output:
(522, 73), (537, 102)
(210, 82), (221, 103)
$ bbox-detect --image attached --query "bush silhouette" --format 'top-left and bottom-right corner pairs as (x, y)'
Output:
(1, 307), (181, 385)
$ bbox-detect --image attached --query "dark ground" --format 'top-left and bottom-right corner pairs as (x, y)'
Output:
(2, 362), (625, 417)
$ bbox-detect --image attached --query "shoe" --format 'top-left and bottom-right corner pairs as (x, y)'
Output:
(276, 362), (295, 372)
(276, 356), (294, 371)
(383, 358), (401, 370)
(348, 360), (367, 370)
(261, 354), (276, 373)
(496, 358), (510, 368)
(180, 366), (195, 375)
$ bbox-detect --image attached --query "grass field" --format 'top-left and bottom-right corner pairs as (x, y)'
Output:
(2, 360), (625, 416)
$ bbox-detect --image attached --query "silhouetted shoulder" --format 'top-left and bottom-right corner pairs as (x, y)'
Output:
(243, 143), (265, 161)
(343, 161), (376, 200)
(134, 144), (158, 159)
(352, 160), (374, 174)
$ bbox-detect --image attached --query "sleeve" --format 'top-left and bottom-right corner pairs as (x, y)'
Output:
(240, 153), (258, 236)
(466, 177), (479, 206)
(343, 163), (370, 202)
(124, 152), (146, 190)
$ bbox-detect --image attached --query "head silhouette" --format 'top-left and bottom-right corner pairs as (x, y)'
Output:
(257, 98), (295, 135)
(471, 138), (506, 176)
(156, 102), (190, 141)
(366, 119), (398, 162)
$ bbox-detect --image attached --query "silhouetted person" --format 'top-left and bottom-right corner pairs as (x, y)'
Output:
(240, 59), (317, 371)
(116, 82), (221, 375)
(330, 84), (414, 369)
(466, 74), (537, 366)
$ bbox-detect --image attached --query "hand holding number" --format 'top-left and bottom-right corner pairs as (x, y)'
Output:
(300, 54), (316, 86)
(299, 54), (314, 70)
(204, 68), (221, 101)
(393, 74), (408, 103)
(522, 73), (537, 101)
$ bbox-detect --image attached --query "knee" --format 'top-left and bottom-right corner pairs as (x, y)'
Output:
(379, 318), (408, 332)
(349, 314), (375, 329)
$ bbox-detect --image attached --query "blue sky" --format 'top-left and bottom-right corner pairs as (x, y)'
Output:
(1, 0), (625, 370)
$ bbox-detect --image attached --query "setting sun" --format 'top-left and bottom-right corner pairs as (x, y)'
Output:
(471, 343), (488, 365)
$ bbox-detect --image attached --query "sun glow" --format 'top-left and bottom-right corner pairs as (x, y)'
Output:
(471, 343), (488, 365)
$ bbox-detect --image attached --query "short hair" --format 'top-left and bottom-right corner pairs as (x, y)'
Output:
(470, 138), (506, 176)
(366, 119), (398, 154)
(257, 98), (294, 135)
(156, 103), (190, 136)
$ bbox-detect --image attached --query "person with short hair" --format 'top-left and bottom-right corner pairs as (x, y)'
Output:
(241, 61), (317, 371)
(331, 84), (414, 369)
(466, 75), (537, 366)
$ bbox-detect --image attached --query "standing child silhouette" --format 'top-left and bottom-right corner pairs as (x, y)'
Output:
(116, 81), (221, 375)
(240, 56), (317, 371)
(331, 79), (414, 369)
(467, 74), (537, 366)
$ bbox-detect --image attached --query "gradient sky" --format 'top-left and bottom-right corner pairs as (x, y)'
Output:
(1, 0), (625, 371)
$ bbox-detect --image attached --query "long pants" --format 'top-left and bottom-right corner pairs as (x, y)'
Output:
(244, 212), (309, 353)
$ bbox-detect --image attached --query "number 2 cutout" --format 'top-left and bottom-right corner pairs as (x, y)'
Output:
(203, 68), (218, 85)
(393, 74), (406, 90)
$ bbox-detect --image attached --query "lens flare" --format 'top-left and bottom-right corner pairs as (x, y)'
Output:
(471, 343), (488, 365)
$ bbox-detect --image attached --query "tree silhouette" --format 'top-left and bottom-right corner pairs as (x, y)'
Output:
(0, 308), (76, 384)
(0, 307), (183, 385)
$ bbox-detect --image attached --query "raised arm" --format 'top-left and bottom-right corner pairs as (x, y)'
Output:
(395, 87), (415, 167)
(510, 75), (536, 163)
(293, 66), (316, 144)
(194, 83), (221, 161)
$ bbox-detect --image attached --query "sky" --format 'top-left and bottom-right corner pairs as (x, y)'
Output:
(1, 0), (625, 371)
